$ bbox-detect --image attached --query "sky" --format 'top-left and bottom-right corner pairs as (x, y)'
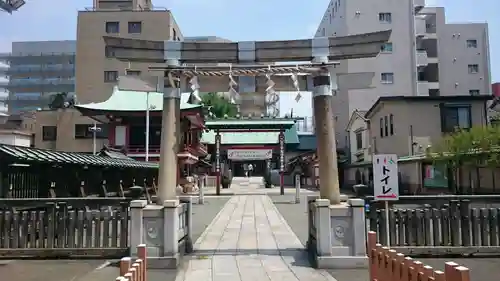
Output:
(0, 0), (498, 116)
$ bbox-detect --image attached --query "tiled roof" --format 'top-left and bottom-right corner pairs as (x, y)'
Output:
(0, 144), (158, 169)
(75, 86), (201, 112)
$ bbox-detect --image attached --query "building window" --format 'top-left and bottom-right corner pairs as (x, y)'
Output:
(379, 118), (384, 138)
(105, 22), (119, 34)
(128, 21), (142, 33)
(381, 72), (394, 84)
(389, 114), (394, 135)
(104, 71), (118, 82)
(378, 13), (392, 23)
(126, 70), (141, 76)
(469, 89), (480, 96)
(42, 126), (57, 141)
(355, 131), (363, 150)
(172, 29), (177, 41)
(384, 116), (388, 136)
(466, 39), (477, 48)
(75, 124), (108, 139)
(468, 64), (479, 74)
(381, 43), (393, 53)
(440, 104), (472, 133)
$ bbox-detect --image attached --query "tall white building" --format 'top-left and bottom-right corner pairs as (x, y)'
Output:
(315, 0), (491, 148)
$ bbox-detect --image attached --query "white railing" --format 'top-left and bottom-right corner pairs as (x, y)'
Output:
(296, 117), (314, 134)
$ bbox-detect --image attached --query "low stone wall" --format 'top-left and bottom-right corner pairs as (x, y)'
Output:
(307, 195), (368, 269)
(129, 197), (193, 269)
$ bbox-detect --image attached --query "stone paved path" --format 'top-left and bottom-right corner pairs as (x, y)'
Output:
(176, 193), (336, 281)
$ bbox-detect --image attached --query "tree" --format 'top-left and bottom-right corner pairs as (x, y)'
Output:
(200, 92), (238, 118)
(428, 125), (500, 193)
(48, 92), (75, 109)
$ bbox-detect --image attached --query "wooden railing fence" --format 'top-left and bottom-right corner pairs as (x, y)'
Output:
(117, 244), (147, 281)
(0, 198), (130, 258)
(367, 196), (500, 255)
(368, 231), (471, 281)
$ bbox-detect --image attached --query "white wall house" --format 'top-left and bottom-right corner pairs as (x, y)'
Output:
(0, 129), (32, 147)
(346, 110), (371, 163)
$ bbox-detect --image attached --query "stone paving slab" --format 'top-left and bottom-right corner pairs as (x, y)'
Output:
(177, 194), (338, 281)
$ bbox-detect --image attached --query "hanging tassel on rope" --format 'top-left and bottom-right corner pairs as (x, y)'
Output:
(292, 64), (302, 102)
(265, 65), (279, 117)
(228, 64), (240, 105)
(188, 65), (202, 103)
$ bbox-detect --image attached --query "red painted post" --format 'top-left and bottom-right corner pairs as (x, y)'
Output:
(137, 244), (147, 281)
(120, 257), (132, 276)
(367, 231), (377, 281)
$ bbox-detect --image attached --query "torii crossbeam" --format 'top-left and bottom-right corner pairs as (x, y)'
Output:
(105, 30), (391, 205)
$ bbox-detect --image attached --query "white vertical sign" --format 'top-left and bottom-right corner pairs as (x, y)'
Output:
(373, 154), (399, 201)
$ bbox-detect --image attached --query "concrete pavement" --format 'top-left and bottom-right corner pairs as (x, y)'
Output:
(176, 179), (336, 281)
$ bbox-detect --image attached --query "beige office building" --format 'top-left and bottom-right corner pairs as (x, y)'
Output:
(24, 0), (182, 152)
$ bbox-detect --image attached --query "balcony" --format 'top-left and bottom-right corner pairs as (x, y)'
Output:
(415, 17), (426, 37)
(7, 64), (75, 74)
(7, 77), (75, 87)
(414, 0), (425, 13)
(416, 50), (428, 68)
(417, 82), (429, 96)
(0, 52), (76, 60)
(417, 81), (440, 96)
(0, 64), (8, 75)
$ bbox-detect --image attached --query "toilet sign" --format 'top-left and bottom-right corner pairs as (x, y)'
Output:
(373, 154), (399, 201)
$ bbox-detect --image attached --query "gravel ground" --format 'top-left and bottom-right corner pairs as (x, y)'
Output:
(270, 193), (500, 281)
(0, 260), (107, 281)
(189, 197), (231, 244)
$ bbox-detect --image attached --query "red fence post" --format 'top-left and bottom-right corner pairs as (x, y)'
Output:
(444, 261), (459, 280)
(453, 266), (471, 281)
(137, 244), (147, 281)
(120, 257), (132, 277)
(367, 231), (377, 281)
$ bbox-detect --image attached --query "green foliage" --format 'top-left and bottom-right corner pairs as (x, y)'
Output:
(429, 125), (500, 168)
(201, 92), (238, 118)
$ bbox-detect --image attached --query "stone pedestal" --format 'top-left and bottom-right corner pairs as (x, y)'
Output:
(311, 198), (368, 269)
(130, 198), (192, 269)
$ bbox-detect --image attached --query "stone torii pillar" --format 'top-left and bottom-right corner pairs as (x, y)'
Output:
(311, 38), (341, 205)
(156, 45), (182, 204)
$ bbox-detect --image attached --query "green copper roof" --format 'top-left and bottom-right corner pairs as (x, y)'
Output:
(202, 124), (299, 145)
(205, 118), (296, 130)
(75, 86), (201, 112)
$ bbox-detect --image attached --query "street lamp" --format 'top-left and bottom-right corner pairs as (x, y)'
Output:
(88, 123), (102, 155)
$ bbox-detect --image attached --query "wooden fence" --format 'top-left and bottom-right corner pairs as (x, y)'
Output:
(367, 197), (500, 255)
(368, 231), (471, 281)
(117, 244), (147, 281)
(0, 198), (130, 258)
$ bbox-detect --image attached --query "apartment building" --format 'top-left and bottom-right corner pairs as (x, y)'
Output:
(28, 0), (183, 152)
(184, 36), (232, 43)
(0, 41), (76, 114)
(315, 0), (491, 149)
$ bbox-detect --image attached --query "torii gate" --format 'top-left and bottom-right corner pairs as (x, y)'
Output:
(103, 29), (391, 205)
